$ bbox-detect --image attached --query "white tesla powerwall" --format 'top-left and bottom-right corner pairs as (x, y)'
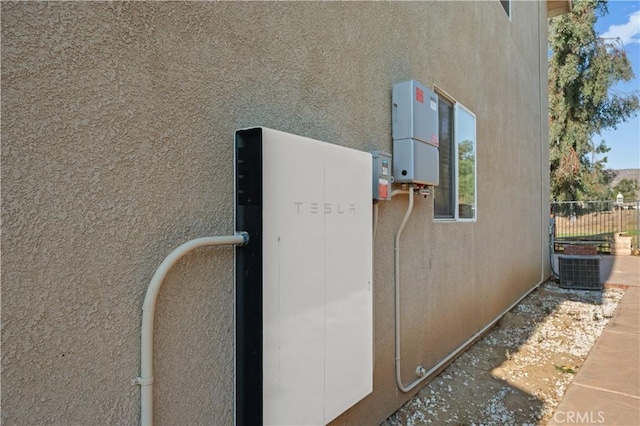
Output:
(235, 127), (373, 426)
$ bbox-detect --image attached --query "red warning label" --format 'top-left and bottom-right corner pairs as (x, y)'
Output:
(416, 87), (424, 103)
(379, 183), (389, 199)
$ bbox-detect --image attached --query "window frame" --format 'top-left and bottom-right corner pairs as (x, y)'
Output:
(453, 103), (477, 222)
(433, 91), (478, 223)
(434, 94), (455, 218)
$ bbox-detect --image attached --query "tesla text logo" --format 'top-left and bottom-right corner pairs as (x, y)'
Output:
(293, 202), (356, 215)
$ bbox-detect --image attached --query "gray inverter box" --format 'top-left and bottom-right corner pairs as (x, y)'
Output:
(392, 80), (439, 185)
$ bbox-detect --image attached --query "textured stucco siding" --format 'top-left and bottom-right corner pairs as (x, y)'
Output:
(1, 1), (549, 425)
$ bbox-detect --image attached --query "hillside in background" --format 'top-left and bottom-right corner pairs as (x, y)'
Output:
(612, 168), (640, 200)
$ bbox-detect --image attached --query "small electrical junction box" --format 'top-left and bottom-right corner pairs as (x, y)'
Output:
(372, 150), (392, 201)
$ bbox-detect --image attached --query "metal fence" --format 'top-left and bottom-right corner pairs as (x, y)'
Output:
(551, 200), (640, 254)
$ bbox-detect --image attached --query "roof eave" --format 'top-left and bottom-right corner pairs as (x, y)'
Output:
(547, 0), (573, 18)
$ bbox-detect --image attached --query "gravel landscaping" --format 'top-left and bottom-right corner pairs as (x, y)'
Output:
(381, 281), (626, 426)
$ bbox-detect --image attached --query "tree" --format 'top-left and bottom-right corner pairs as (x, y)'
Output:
(613, 178), (640, 202)
(548, 0), (640, 201)
(458, 140), (475, 206)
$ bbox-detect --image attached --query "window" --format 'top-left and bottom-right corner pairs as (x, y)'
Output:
(434, 94), (477, 221)
(500, 0), (511, 17)
(434, 97), (455, 217)
(456, 105), (476, 220)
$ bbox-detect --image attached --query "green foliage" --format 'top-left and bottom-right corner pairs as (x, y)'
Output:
(613, 178), (640, 201)
(548, 0), (640, 201)
(458, 140), (475, 206)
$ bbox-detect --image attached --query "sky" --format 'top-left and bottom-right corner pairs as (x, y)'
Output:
(593, 0), (640, 170)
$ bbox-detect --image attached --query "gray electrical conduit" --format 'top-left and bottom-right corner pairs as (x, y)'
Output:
(134, 233), (249, 426)
(539, 0), (558, 282)
(373, 189), (412, 240)
(393, 185), (425, 392)
(393, 184), (547, 393)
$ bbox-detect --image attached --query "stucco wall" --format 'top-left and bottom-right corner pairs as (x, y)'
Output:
(1, 1), (549, 425)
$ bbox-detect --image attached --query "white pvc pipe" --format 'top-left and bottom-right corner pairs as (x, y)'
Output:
(134, 233), (249, 426)
(396, 275), (543, 393)
(392, 187), (546, 393)
(373, 190), (409, 240)
(393, 185), (422, 392)
(391, 189), (410, 198)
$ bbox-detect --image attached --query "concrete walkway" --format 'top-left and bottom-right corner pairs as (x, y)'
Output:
(600, 255), (640, 289)
(549, 256), (640, 426)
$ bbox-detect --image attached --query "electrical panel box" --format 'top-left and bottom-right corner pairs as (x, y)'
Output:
(392, 80), (439, 185)
(372, 150), (392, 201)
(235, 127), (373, 426)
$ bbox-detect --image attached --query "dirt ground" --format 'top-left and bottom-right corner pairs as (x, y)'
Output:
(381, 281), (626, 426)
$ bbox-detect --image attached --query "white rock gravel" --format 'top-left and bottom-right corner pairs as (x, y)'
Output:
(382, 281), (625, 426)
